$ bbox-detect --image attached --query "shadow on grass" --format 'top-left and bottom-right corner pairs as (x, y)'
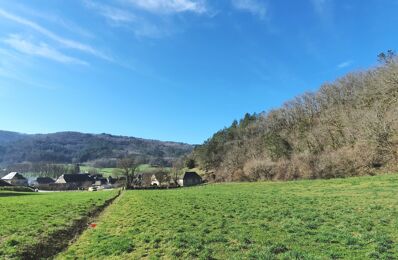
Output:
(0, 192), (38, 197)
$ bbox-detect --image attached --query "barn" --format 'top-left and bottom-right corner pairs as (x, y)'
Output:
(1, 172), (28, 186)
(178, 172), (202, 187)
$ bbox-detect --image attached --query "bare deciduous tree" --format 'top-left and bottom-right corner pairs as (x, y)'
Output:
(117, 156), (145, 189)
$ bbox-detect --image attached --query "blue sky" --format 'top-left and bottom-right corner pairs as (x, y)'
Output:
(0, 0), (397, 144)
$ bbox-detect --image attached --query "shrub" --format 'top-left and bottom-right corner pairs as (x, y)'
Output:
(243, 159), (275, 181)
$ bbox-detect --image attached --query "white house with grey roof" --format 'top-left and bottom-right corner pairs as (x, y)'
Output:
(1, 172), (28, 186)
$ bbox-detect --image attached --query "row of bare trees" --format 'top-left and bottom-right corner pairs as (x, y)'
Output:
(193, 52), (398, 182)
(116, 157), (182, 188)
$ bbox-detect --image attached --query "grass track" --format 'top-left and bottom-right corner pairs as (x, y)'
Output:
(0, 190), (119, 259)
(59, 174), (398, 259)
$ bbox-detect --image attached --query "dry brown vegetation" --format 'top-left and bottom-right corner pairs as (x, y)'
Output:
(192, 52), (398, 182)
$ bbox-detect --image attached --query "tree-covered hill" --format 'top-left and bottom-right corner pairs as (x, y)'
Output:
(192, 52), (398, 182)
(0, 131), (193, 167)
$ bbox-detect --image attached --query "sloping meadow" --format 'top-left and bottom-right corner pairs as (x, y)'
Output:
(0, 190), (119, 259)
(60, 174), (398, 259)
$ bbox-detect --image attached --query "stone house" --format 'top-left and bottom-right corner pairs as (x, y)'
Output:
(177, 172), (202, 187)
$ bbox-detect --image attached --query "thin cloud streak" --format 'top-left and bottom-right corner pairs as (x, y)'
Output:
(231, 0), (267, 19)
(125, 0), (207, 14)
(3, 34), (89, 66)
(83, 0), (173, 38)
(83, 0), (137, 23)
(0, 48), (58, 90)
(11, 3), (95, 39)
(310, 0), (334, 26)
(311, 0), (328, 15)
(337, 60), (353, 69)
(0, 8), (111, 61)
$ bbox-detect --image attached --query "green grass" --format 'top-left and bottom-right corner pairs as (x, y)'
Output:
(59, 174), (398, 259)
(0, 190), (118, 259)
(80, 166), (116, 177)
(0, 186), (34, 192)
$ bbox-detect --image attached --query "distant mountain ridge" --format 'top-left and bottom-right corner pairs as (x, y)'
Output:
(0, 130), (193, 167)
(0, 131), (27, 145)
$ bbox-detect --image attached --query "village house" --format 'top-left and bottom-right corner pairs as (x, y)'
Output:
(134, 172), (152, 187)
(1, 172), (28, 186)
(151, 172), (170, 187)
(55, 173), (93, 188)
(91, 174), (108, 186)
(178, 172), (203, 187)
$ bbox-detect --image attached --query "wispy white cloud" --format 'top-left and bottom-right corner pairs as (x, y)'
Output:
(231, 0), (267, 19)
(83, 0), (137, 23)
(125, 0), (207, 14)
(0, 48), (59, 90)
(0, 8), (111, 61)
(311, 0), (328, 15)
(337, 60), (353, 69)
(3, 34), (88, 66)
(83, 0), (176, 38)
(310, 0), (334, 26)
(10, 3), (95, 39)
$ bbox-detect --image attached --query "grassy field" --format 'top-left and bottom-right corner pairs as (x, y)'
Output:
(0, 190), (119, 259)
(59, 174), (398, 259)
(80, 166), (117, 177)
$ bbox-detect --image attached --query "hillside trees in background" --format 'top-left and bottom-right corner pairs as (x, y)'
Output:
(0, 132), (193, 168)
(3, 163), (80, 179)
(193, 52), (398, 182)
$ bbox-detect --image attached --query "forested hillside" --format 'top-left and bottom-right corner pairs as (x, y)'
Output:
(0, 131), (193, 167)
(193, 52), (398, 182)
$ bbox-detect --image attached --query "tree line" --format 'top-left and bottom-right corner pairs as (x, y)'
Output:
(1, 163), (81, 179)
(191, 51), (398, 182)
(0, 131), (193, 167)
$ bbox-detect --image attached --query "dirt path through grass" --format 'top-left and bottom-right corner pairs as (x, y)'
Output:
(21, 190), (122, 260)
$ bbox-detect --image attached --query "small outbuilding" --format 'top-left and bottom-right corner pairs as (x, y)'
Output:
(1, 172), (28, 186)
(178, 172), (202, 187)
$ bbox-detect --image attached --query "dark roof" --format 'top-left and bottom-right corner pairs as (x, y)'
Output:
(0, 179), (12, 186)
(36, 177), (55, 184)
(182, 172), (202, 180)
(61, 174), (93, 183)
